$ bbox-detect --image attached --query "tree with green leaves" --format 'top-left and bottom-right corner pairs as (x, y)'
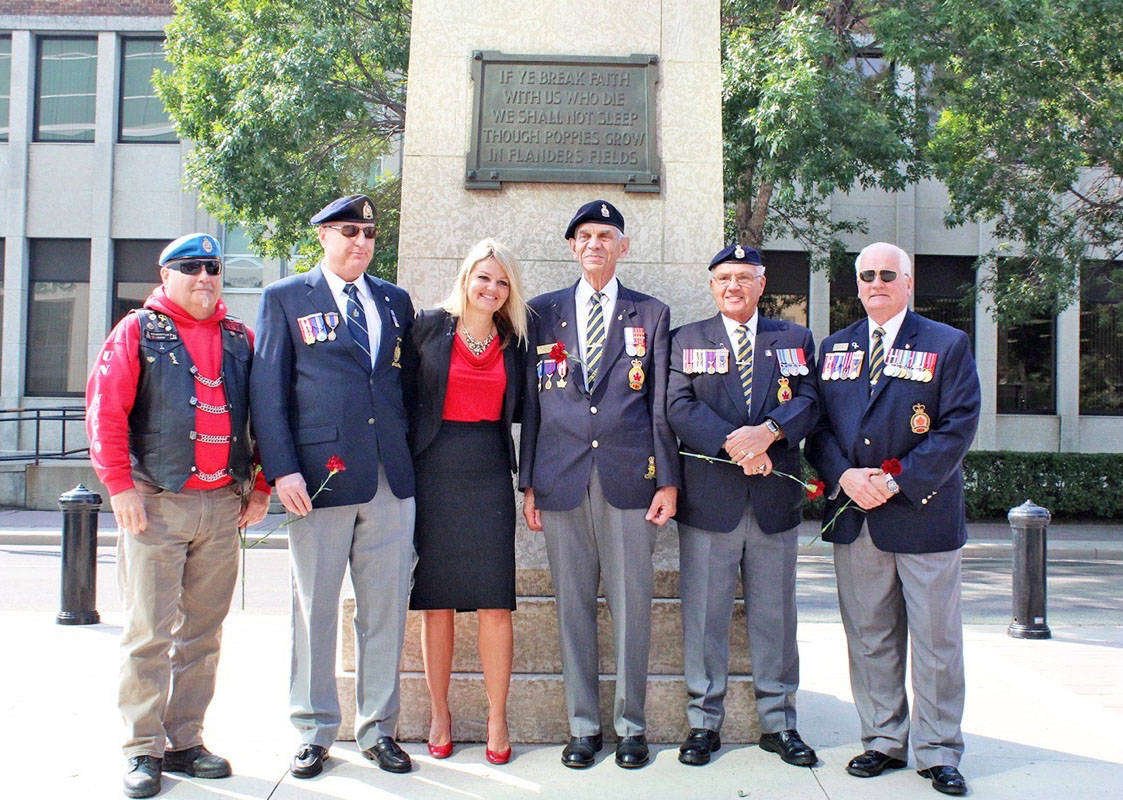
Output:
(721, 0), (929, 273)
(155, 0), (410, 278)
(879, 0), (1123, 322)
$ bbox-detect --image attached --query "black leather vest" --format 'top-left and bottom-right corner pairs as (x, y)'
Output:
(127, 309), (253, 492)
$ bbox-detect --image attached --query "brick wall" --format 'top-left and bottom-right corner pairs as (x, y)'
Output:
(4, 1), (172, 15)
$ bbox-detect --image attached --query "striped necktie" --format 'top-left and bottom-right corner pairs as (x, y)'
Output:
(735, 324), (753, 411)
(869, 326), (885, 389)
(343, 283), (371, 362)
(585, 291), (605, 390)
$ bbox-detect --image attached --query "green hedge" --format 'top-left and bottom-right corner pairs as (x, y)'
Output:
(797, 451), (1123, 521)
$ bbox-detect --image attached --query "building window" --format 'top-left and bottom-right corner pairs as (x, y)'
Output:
(222, 226), (286, 289)
(0, 36), (11, 142)
(759, 250), (809, 327)
(113, 240), (164, 325)
(1079, 261), (1123, 414)
(0, 240), (5, 376)
(829, 256), (864, 332)
(119, 38), (176, 143)
(27, 240), (91, 397)
(914, 255), (975, 350)
(997, 317), (1056, 414)
(35, 37), (98, 142)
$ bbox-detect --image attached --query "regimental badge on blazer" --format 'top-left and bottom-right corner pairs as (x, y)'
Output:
(624, 326), (647, 357)
(682, 348), (730, 374)
(644, 456), (656, 480)
(392, 337), (402, 368)
(911, 403), (931, 434)
(628, 359), (645, 390)
(297, 313), (329, 345)
(777, 377), (793, 403)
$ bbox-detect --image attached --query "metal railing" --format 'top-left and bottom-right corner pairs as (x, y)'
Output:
(0, 407), (89, 464)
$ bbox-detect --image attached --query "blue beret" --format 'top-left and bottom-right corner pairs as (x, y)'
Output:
(709, 244), (763, 270)
(310, 194), (376, 225)
(159, 233), (222, 266)
(564, 199), (625, 240)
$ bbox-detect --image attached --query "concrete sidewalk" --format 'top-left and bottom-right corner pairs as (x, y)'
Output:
(2, 507), (1119, 560)
(4, 610), (1122, 800)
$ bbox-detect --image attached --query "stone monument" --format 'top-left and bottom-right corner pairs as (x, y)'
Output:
(336, 0), (743, 746)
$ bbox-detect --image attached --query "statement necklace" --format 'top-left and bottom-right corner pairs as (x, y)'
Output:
(460, 325), (496, 357)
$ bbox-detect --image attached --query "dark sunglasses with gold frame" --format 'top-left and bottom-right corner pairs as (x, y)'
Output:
(323, 223), (376, 240)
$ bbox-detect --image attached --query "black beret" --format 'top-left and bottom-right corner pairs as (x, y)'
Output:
(564, 199), (625, 240)
(310, 194), (376, 225)
(709, 244), (763, 270)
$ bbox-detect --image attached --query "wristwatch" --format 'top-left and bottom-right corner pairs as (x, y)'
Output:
(764, 418), (783, 441)
(885, 475), (900, 495)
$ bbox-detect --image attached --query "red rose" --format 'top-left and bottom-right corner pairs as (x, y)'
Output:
(326, 455), (347, 474)
(806, 479), (825, 500)
(550, 341), (567, 362)
(881, 458), (902, 476)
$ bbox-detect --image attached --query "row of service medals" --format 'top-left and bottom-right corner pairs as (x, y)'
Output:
(820, 350), (865, 381)
(297, 311), (341, 344)
(884, 349), (938, 382)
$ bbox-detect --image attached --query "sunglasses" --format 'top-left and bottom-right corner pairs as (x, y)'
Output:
(168, 259), (222, 276)
(858, 269), (900, 283)
(324, 223), (376, 239)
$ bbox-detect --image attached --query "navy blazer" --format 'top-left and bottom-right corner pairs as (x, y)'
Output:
(669, 313), (819, 534)
(806, 310), (981, 553)
(402, 308), (525, 472)
(250, 264), (415, 506)
(518, 281), (680, 512)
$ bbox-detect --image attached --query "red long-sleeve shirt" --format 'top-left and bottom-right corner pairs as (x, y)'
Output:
(86, 287), (269, 497)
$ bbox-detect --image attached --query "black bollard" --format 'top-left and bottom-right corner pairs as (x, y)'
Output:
(57, 483), (102, 625)
(1007, 499), (1051, 640)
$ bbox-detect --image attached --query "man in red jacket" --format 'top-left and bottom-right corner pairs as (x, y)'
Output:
(86, 233), (269, 799)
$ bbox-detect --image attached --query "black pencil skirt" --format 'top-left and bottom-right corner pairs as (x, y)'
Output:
(409, 421), (516, 611)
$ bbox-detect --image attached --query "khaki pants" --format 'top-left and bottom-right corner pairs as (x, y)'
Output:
(117, 481), (242, 758)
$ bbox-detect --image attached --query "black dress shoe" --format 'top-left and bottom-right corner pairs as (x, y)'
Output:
(678, 728), (721, 766)
(123, 755), (162, 798)
(918, 765), (968, 795)
(164, 745), (232, 778)
(561, 733), (603, 769)
(362, 736), (412, 773)
(759, 729), (817, 767)
(615, 735), (650, 769)
(846, 749), (908, 777)
(291, 744), (329, 779)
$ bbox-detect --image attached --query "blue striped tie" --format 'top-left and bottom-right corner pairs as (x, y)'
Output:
(343, 283), (371, 362)
(736, 324), (753, 411)
(585, 291), (605, 390)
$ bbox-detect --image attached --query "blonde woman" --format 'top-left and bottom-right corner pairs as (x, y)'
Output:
(403, 238), (528, 764)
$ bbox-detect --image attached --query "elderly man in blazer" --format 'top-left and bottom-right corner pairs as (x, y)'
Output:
(520, 200), (680, 770)
(806, 242), (980, 797)
(668, 244), (820, 768)
(251, 194), (416, 778)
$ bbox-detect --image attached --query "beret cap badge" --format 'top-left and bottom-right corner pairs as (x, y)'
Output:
(363, 202), (374, 219)
(601, 203), (610, 217)
(201, 237), (213, 253)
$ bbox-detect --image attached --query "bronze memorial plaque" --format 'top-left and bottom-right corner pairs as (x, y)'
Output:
(466, 51), (660, 192)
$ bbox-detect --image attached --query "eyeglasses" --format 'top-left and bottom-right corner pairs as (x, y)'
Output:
(858, 269), (901, 283)
(712, 273), (762, 288)
(168, 259), (222, 276)
(324, 223), (376, 239)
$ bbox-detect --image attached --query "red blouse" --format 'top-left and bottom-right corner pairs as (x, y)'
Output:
(442, 333), (506, 421)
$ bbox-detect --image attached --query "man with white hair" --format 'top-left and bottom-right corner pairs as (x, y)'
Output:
(807, 242), (980, 796)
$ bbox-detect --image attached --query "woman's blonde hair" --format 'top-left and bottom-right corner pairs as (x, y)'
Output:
(441, 237), (528, 345)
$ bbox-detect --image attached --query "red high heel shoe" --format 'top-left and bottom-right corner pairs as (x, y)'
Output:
(485, 722), (512, 765)
(428, 714), (454, 758)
